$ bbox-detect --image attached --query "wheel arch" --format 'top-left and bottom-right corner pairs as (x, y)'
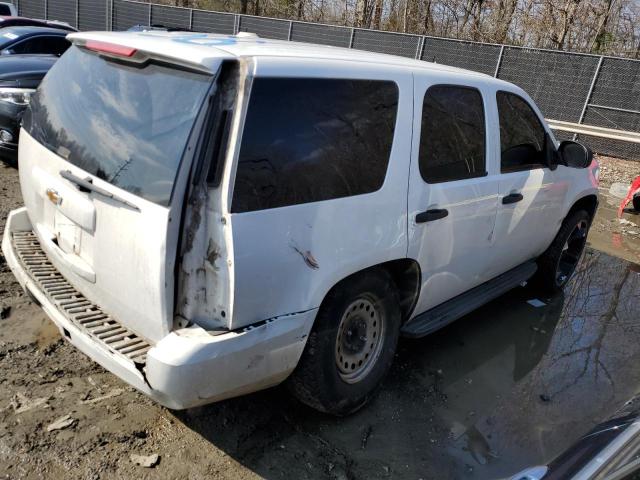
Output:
(316, 258), (421, 325)
(566, 194), (598, 222)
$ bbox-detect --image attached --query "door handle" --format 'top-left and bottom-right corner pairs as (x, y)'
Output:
(502, 193), (524, 205)
(416, 208), (449, 223)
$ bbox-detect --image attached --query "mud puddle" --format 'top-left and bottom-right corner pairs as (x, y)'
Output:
(588, 187), (640, 263)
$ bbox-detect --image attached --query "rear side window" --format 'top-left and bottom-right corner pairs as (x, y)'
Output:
(419, 85), (486, 183)
(232, 78), (398, 213)
(0, 5), (11, 15)
(497, 91), (546, 172)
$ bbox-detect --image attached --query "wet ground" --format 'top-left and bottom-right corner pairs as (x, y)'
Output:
(588, 189), (640, 264)
(1, 158), (640, 479)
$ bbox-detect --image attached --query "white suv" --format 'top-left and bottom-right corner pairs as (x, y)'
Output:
(2, 31), (599, 415)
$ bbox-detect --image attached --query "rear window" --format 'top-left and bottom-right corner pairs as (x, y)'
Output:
(23, 45), (212, 206)
(232, 77), (398, 213)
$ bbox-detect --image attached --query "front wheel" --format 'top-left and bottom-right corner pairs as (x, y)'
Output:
(533, 209), (591, 295)
(287, 268), (401, 416)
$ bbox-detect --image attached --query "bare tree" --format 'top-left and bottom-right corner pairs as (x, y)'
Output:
(180, 0), (640, 57)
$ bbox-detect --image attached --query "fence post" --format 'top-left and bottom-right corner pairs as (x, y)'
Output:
(75, 0), (79, 29)
(493, 45), (504, 77)
(287, 20), (293, 41)
(189, 8), (193, 30)
(578, 56), (604, 126)
(106, 0), (112, 30)
(148, 2), (152, 26)
(415, 36), (425, 60)
(234, 14), (239, 34)
(573, 55), (603, 140)
(348, 27), (355, 48)
(44, 0), (47, 19)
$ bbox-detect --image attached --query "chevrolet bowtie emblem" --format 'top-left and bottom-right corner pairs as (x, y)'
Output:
(46, 188), (62, 205)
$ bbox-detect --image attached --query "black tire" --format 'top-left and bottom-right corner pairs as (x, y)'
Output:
(533, 209), (591, 295)
(633, 193), (640, 212)
(287, 268), (401, 416)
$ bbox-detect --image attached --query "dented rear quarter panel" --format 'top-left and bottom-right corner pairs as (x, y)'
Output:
(223, 57), (414, 330)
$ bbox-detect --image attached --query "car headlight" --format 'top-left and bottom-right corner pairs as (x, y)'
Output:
(0, 88), (35, 106)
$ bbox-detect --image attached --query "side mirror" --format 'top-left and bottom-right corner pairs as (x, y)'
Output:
(558, 140), (593, 168)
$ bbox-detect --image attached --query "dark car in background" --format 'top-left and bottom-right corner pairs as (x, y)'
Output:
(0, 26), (70, 56)
(0, 16), (76, 32)
(0, 54), (57, 164)
(0, 3), (17, 16)
(511, 405), (640, 480)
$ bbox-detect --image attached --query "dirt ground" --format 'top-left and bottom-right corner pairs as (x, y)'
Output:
(1, 156), (640, 480)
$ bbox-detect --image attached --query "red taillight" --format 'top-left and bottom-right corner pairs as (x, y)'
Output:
(85, 40), (137, 57)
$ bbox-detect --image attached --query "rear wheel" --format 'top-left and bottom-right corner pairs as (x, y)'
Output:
(633, 193), (640, 212)
(533, 210), (591, 295)
(287, 268), (401, 416)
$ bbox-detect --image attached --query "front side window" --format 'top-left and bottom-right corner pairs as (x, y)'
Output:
(497, 91), (547, 173)
(23, 45), (212, 205)
(419, 85), (486, 183)
(232, 77), (398, 213)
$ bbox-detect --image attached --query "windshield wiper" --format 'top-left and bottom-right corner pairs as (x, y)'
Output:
(60, 170), (140, 212)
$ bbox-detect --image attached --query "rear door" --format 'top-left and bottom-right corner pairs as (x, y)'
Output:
(407, 76), (501, 315)
(19, 44), (213, 342)
(225, 58), (413, 329)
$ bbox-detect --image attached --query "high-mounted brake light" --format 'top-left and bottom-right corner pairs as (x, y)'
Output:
(85, 40), (137, 57)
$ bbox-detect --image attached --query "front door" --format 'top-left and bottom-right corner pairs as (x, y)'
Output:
(407, 78), (500, 316)
(492, 91), (568, 270)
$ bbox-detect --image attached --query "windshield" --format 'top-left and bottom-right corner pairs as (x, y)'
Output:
(23, 45), (212, 205)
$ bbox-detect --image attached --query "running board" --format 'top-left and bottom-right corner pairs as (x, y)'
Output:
(401, 261), (538, 338)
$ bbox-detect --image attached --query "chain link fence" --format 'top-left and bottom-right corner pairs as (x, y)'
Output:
(9, 0), (640, 160)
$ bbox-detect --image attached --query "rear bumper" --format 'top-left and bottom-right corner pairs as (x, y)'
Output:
(2, 207), (316, 409)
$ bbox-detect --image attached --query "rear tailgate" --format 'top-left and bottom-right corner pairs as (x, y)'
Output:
(18, 42), (214, 342)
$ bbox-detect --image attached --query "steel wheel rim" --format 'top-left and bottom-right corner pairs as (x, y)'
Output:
(556, 219), (588, 287)
(335, 297), (385, 384)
